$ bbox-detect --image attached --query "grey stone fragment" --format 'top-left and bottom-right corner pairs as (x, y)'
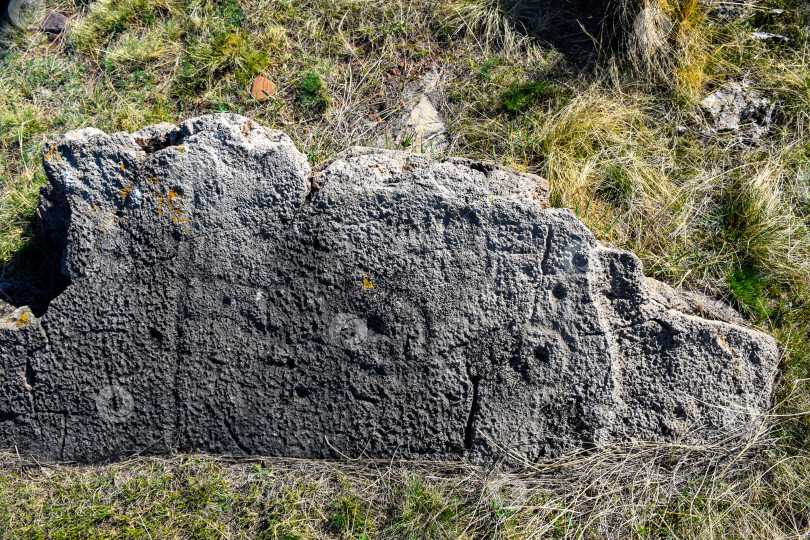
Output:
(700, 81), (776, 139)
(0, 114), (778, 464)
(751, 31), (788, 43)
(36, 11), (67, 34)
(700, 0), (756, 20)
(380, 70), (448, 154)
(646, 279), (746, 326)
(2, 0), (40, 29)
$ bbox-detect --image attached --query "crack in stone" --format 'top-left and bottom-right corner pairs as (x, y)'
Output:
(464, 376), (480, 451)
(24, 358), (35, 392)
(540, 226), (554, 274)
(167, 246), (191, 452)
(59, 412), (67, 461)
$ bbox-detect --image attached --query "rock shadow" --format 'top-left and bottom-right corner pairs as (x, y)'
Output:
(0, 185), (69, 317)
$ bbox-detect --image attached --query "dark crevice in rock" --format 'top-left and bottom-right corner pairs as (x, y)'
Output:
(540, 226), (554, 273)
(0, 411), (20, 422)
(464, 376), (480, 450)
(59, 413), (67, 460)
(169, 252), (191, 453)
(300, 172), (322, 212)
(24, 358), (35, 388)
(444, 157), (496, 177)
(132, 124), (184, 154)
(350, 387), (380, 405)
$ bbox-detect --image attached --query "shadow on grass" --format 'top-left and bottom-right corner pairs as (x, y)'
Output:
(499, 0), (624, 64)
(0, 198), (68, 317)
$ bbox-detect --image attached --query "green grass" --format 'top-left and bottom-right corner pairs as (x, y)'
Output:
(501, 80), (554, 113)
(299, 71), (330, 113)
(2, 0), (810, 536)
(0, 446), (808, 538)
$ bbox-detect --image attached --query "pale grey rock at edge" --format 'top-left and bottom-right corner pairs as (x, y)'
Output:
(0, 114), (778, 464)
(700, 0), (756, 20)
(700, 81), (776, 139)
(381, 70), (448, 154)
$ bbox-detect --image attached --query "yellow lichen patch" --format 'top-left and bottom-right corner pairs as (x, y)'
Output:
(119, 187), (131, 198)
(177, 146), (185, 153)
(1, 312), (33, 328)
(120, 164), (126, 170)
(361, 277), (375, 290)
(45, 144), (62, 162)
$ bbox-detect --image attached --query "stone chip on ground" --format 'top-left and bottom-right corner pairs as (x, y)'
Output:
(36, 11), (67, 34)
(383, 69), (448, 153)
(250, 76), (276, 101)
(0, 114), (779, 465)
(700, 81), (776, 140)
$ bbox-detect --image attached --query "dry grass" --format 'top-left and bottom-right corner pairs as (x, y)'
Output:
(2, 0), (810, 536)
(1, 421), (808, 538)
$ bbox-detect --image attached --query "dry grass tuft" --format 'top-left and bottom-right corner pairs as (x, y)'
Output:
(1, 419), (808, 538)
(2, 0), (810, 536)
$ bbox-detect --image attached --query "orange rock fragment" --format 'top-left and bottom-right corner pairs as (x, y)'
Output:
(250, 76), (277, 101)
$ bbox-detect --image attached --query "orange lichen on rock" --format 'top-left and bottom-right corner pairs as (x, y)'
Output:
(0, 311), (33, 328)
(152, 185), (185, 224)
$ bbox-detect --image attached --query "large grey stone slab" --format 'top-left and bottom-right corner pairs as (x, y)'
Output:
(0, 114), (778, 464)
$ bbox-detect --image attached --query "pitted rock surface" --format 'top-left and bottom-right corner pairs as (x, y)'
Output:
(0, 114), (778, 463)
(700, 81), (776, 139)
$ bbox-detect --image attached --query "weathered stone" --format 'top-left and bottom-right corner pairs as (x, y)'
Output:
(36, 11), (67, 34)
(1, 0), (39, 29)
(0, 114), (778, 464)
(751, 31), (788, 43)
(0, 306), (34, 329)
(700, 0), (756, 20)
(0, 298), (13, 317)
(384, 70), (448, 153)
(700, 81), (776, 139)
